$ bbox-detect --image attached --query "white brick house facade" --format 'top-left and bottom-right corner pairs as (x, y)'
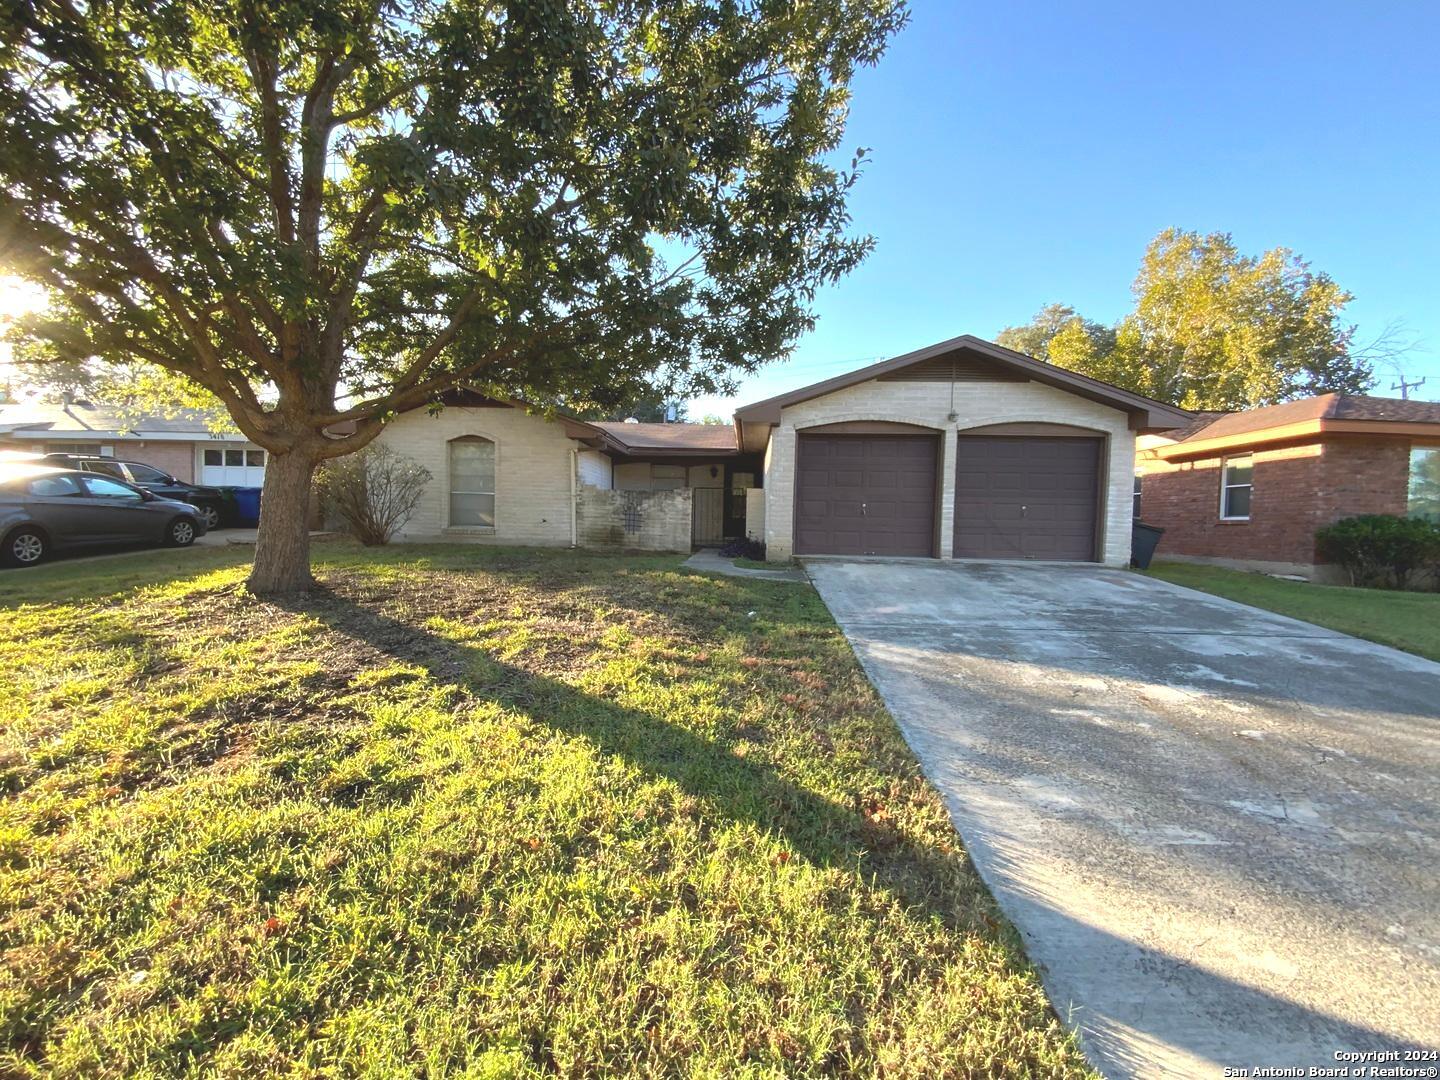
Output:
(761, 378), (1137, 564)
(377, 405), (584, 545)
(366, 337), (1187, 563)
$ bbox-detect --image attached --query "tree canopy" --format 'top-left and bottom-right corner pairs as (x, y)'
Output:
(0, 0), (906, 589)
(996, 229), (1377, 410)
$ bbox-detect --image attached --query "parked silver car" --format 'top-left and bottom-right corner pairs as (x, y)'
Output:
(0, 464), (208, 567)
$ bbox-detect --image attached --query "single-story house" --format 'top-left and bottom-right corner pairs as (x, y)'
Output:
(377, 336), (1191, 563)
(0, 399), (268, 486)
(1135, 393), (1440, 580)
(375, 389), (758, 549)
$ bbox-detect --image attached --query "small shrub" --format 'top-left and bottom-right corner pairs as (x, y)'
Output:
(1315, 514), (1440, 589)
(316, 444), (431, 546)
(718, 536), (766, 561)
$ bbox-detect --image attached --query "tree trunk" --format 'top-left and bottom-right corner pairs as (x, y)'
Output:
(247, 446), (319, 594)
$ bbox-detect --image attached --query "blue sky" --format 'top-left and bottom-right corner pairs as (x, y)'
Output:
(690, 0), (1440, 417)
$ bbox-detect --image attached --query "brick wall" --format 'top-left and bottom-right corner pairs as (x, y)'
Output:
(762, 377), (1136, 564)
(1137, 436), (1411, 574)
(376, 405), (582, 545)
(126, 441), (197, 482)
(575, 485), (691, 551)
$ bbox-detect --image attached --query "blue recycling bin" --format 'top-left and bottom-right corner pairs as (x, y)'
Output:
(232, 487), (263, 527)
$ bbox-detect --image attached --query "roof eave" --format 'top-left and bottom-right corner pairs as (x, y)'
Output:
(1155, 417), (1440, 460)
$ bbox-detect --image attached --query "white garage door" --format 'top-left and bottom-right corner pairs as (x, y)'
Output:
(200, 444), (267, 486)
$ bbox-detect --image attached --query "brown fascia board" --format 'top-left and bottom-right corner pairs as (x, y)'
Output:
(399, 390), (743, 456)
(1157, 418), (1440, 460)
(733, 334), (1192, 431)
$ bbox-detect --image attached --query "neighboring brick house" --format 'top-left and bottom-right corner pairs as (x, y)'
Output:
(1136, 394), (1440, 580)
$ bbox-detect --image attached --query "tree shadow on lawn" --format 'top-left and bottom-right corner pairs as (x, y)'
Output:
(268, 581), (982, 933)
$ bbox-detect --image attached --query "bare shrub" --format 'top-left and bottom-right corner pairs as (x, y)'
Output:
(316, 444), (430, 545)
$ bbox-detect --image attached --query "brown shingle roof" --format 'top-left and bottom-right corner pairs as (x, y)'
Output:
(591, 422), (736, 452)
(1178, 393), (1440, 443)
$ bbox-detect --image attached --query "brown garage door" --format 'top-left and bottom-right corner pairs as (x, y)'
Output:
(795, 435), (938, 556)
(953, 436), (1101, 560)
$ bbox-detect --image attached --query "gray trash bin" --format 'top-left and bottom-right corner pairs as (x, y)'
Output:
(1131, 521), (1165, 569)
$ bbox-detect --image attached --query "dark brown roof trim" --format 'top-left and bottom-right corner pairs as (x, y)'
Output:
(734, 334), (1192, 431)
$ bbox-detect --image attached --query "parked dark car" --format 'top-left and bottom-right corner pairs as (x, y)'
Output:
(0, 464), (208, 567)
(43, 454), (227, 529)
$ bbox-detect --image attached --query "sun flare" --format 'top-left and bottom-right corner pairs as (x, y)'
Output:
(0, 275), (47, 323)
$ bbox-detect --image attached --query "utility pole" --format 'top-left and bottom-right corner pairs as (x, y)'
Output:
(1391, 375), (1427, 400)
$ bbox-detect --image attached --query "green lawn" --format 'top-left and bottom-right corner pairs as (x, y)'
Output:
(0, 544), (1089, 1078)
(1143, 561), (1440, 662)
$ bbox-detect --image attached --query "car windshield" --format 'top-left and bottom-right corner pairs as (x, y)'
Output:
(126, 463), (171, 483)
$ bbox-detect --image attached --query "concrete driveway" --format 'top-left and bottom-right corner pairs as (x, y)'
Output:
(806, 559), (1440, 1078)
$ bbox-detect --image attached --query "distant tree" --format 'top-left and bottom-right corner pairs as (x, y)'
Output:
(995, 303), (1112, 362)
(698, 413), (727, 425)
(576, 394), (687, 424)
(996, 229), (1377, 410)
(0, 0), (906, 592)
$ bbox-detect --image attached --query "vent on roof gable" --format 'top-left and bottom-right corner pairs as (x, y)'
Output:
(876, 353), (1028, 383)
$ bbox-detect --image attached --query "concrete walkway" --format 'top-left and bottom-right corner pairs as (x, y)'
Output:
(807, 559), (1440, 1078)
(682, 549), (808, 583)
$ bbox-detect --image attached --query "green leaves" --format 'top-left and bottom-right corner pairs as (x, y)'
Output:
(996, 230), (1376, 410)
(1, 0), (908, 436)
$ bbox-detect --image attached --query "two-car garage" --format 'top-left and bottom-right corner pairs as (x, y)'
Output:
(733, 334), (1192, 566)
(793, 429), (1103, 561)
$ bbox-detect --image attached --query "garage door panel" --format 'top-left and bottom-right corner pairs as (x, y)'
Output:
(953, 436), (1101, 561)
(795, 434), (937, 556)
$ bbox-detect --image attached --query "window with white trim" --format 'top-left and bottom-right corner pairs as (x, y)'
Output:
(200, 444), (266, 486)
(1220, 455), (1253, 520)
(1409, 446), (1440, 522)
(449, 436), (496, 527)
(46, 442), (105, 456)
(1133, 474), (1143, 519)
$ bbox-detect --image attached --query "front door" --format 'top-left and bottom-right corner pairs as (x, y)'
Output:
(692, 487), (725, 545)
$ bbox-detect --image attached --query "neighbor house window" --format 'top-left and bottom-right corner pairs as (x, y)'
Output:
(46, 442), (104, 456)
(1409, 446), (1440, 522)
(1220, 454), (1253, 520)
(449, 436), (496, 527)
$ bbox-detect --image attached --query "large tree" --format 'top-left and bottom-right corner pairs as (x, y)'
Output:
(997, 229), (1376, 410)
(0, 0), (905, 591)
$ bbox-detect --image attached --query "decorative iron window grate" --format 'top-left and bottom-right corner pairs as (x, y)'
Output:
(622, 492), (643, 533)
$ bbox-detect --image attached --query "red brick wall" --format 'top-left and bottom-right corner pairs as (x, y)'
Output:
(1137, 436), (1410, 567)
(123, 441), (197, 483)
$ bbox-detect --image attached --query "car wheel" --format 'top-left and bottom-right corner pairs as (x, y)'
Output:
(166, 518), (197, 548)
(3, 527), (47, 568)
(196, 503), (221, 530)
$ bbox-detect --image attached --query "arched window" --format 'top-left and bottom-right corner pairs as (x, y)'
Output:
(449, 436), (495, 527)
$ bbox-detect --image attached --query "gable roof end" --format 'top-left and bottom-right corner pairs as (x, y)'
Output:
(732, 334), (1192, 433)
